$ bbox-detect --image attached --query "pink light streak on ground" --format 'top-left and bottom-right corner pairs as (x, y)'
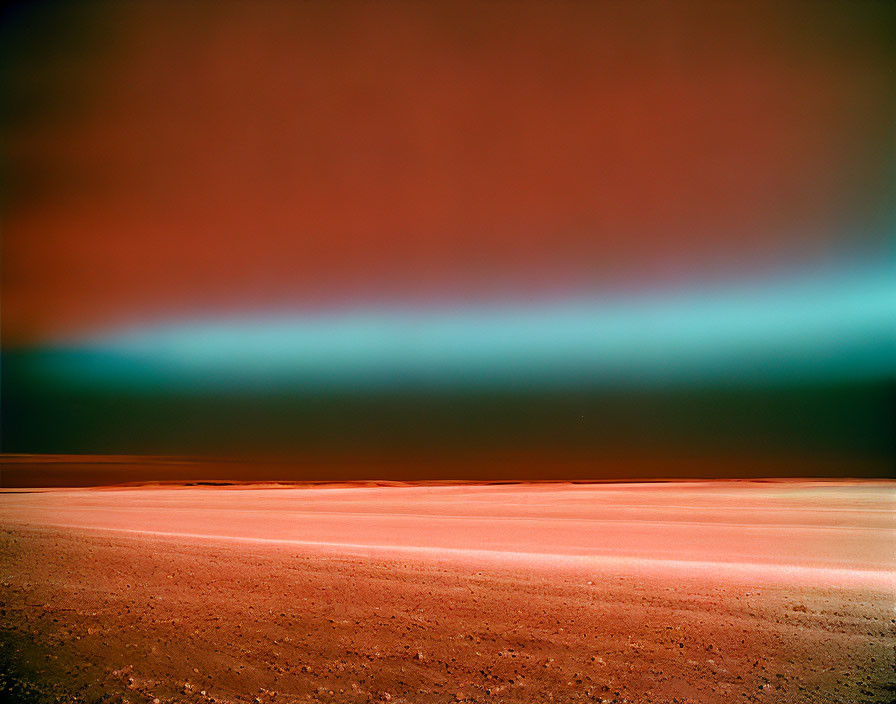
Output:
(3, 481), (893, 590)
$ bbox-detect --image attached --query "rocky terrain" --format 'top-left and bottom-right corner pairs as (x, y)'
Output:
(1, 481), (893, 703)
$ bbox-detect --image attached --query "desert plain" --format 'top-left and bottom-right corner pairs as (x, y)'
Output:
(1, 478), (894, 703)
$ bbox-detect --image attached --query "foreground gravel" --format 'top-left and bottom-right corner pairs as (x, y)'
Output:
(1, 483), (894, 703)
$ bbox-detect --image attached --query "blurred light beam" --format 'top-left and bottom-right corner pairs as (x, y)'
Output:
(28, 261), (896, 392)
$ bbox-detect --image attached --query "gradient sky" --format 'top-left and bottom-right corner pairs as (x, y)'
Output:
(4, 0), (895, 343)
(2, 1), (894, 473)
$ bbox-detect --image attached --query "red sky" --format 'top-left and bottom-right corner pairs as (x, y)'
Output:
(3, 1), (894, 344)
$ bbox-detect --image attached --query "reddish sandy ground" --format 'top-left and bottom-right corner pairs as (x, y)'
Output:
(1, 480), (894, 703)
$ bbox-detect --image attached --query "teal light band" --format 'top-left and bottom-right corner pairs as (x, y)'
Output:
(30, 261), (896, 392)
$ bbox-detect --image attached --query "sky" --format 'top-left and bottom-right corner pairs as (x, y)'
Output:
(2, 1), (894, 478)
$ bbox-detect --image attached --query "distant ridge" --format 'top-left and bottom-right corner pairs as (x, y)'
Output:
(2, 453), (891, 488)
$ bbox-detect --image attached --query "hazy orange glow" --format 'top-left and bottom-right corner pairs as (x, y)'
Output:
(4, 1), (893, 343)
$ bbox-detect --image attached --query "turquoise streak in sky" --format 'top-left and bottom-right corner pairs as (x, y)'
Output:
(35, 261), (896, 392)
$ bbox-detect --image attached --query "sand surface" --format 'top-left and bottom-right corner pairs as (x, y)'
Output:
(1, 480), (894, 702)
